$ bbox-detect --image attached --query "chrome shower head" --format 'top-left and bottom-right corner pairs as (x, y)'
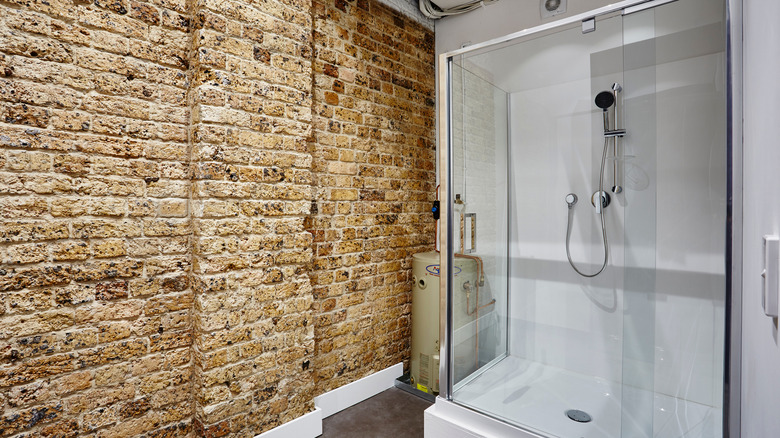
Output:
(595, 91), (615, 110)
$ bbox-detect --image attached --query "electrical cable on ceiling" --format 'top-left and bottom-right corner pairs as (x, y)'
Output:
(418, 0), (499, 19)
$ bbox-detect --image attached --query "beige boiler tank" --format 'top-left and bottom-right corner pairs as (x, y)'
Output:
(410, 251), (476, 394)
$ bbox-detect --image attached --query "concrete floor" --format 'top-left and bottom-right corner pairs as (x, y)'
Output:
(320, 388), (433, 438)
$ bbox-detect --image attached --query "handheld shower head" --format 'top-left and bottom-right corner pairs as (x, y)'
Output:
(595, 91), (615, 110)
(595, 90), (614, 131)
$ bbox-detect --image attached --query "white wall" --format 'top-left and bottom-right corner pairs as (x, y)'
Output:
(435, 0), (612, 53)
(741, 0), (780, 436)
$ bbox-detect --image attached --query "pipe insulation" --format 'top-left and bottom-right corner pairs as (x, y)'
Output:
(418, 0), (499, 19)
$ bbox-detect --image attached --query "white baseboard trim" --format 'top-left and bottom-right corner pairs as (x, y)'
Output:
(254, 362), (403, 438)
(314, 362), (403, 418)
(255, 406), (323, 438)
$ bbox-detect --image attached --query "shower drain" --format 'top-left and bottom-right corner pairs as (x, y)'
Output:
(565, 409), (592, 423)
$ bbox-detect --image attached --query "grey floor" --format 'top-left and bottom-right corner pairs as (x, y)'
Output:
(320, 388), (433, 438)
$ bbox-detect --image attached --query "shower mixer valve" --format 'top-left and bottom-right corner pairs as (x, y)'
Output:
(591, 190), (611, 212)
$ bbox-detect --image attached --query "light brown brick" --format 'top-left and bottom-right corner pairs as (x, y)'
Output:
(0, 1), (434, 437)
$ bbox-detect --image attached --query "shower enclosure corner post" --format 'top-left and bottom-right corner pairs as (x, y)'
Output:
(437, 52), (454, 401)
(725, 0), (744, 435)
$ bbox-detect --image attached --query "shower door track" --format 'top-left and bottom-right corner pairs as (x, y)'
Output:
(437, 0), (743, 437)
(452, 352), (508, 393)
(441, 0), (677, 60)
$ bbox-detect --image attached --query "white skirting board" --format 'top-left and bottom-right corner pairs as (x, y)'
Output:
(255, 407), (323, 438)
(314, 362), (403, 418)
(255, 362), (403, 438)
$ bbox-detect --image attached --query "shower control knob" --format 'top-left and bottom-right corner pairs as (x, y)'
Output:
(591, 191), (611, 212)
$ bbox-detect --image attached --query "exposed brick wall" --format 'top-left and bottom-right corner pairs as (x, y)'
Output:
(309, 0), (435, 393)
(0, 0), (194, 435)
(0, 0), (434, 435)
(188, 0), (316, 435)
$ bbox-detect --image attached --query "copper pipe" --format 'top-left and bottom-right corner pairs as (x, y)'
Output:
(432, 188), (495, 372)
(459, 213), (464, 254)
(457, 254), (494, 370)
(467, 292), (494, 370)
(454, 253), (483, 284)
(466, 293), (496, 316)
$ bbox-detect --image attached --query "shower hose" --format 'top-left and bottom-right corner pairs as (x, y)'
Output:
(565, 136), (610, 277)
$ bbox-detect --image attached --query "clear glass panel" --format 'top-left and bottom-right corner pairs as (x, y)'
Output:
(620, 8), (658, 437)
(449, 60), (509, 385)
(444, 0), (726, 437)
(449, 14), (628, 438)
(623, 1), (727, 437)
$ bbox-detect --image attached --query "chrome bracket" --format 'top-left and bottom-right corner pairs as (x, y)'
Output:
(604, 129), (626, 138)
(582, 17), (596, 34)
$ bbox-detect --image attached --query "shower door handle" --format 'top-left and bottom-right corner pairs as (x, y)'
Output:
(464, 213), (476, 253)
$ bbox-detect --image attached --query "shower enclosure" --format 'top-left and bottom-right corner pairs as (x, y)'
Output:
(435, 0), (733, 437)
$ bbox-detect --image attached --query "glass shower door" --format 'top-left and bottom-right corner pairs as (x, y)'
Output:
(442, 1), (726, 437)
(621, 3), (727, 437)
(450, 13), (631, 438)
